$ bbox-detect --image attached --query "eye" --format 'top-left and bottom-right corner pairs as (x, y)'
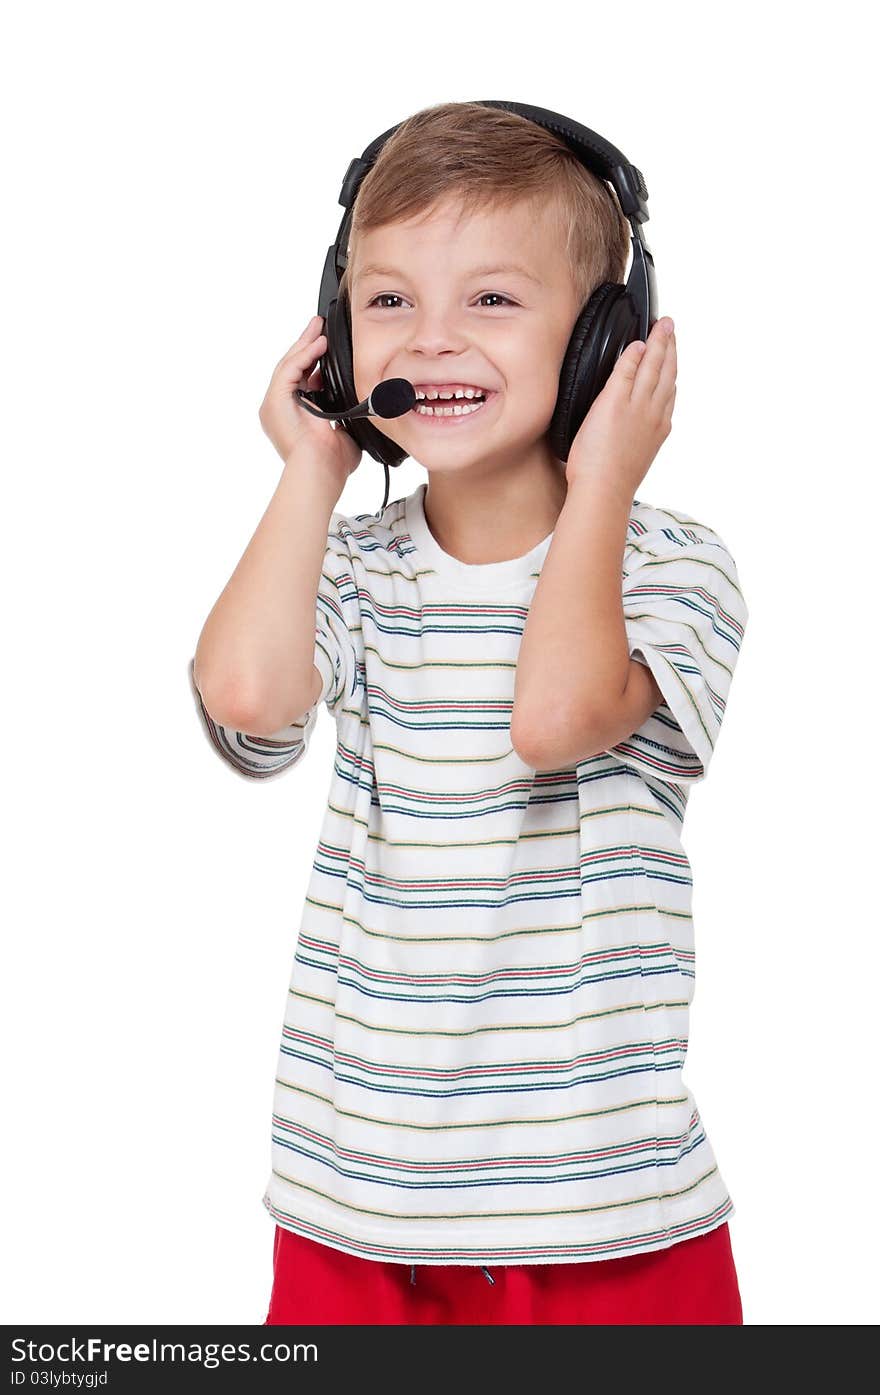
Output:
(367, 293), (407, 309)
(476, 293), (515, 308)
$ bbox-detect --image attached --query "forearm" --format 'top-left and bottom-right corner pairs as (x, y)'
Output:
(511, 473), (633, 758)
(193, 448), (341, 731)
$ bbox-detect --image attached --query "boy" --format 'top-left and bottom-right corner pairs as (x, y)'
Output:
(190, 102), (748, 1324)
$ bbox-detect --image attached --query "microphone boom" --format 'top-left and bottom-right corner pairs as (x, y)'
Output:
(296, 377), (416, 423)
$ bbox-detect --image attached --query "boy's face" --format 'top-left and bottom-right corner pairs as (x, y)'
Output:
(348, 194), (584, 477)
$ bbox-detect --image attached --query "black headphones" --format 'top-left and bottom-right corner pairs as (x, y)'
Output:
(312, 99), (657, 513)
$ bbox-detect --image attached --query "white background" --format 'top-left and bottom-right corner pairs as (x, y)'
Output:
(3, 0), (875, 1327)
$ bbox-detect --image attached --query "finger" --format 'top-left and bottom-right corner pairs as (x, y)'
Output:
(652, 329), (677, 404)
(286, 316), (323, 355)
(280, 332), (327, 381)
(298, 338), (327, 388)
(296, 313), (323, 343)
(277, 317), (325, 368)
(662, 382), (677, 432)
(612, 339), (648, 397)
(632, 320), (672, 401)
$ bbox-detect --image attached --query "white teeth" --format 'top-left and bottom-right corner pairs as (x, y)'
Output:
(415, 387), (485, 401)
(414, 398), (486, 417)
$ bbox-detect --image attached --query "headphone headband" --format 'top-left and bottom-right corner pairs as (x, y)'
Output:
(339, 101), (649, 224)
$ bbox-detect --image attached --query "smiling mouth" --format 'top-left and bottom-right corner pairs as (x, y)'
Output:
(410, 390), (498, 421)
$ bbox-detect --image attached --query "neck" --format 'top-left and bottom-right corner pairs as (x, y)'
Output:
(422, 456), (568, 566)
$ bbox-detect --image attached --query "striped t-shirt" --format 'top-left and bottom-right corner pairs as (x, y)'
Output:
(189, 479), (749, 1267)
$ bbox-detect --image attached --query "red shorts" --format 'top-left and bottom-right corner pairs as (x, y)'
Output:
(264, 1220), (743, 1325)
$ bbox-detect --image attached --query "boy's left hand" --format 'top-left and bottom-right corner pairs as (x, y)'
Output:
(565, 316), (676, 503)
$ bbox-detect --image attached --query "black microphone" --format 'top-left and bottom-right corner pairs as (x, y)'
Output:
(296, 377), (416, 424)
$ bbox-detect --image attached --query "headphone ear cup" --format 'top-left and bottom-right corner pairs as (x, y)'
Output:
(548, 282), (640, 462)
(323, 293), (408, 469)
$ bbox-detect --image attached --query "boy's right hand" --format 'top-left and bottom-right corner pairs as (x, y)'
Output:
(259, 314), (363, 488)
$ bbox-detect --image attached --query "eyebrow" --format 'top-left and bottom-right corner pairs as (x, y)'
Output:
(356, 261), (543, 286)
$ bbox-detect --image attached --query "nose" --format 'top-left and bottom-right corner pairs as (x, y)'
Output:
(405, 308), (470, 357)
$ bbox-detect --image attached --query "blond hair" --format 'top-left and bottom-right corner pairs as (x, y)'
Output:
(338, 101), (631, 312)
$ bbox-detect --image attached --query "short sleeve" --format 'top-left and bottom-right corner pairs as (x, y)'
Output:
(189, 515), (360, 781)
(188, 656), (317, 780)
(605, 516), (749, 787)
(312, 520), (361, 719)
